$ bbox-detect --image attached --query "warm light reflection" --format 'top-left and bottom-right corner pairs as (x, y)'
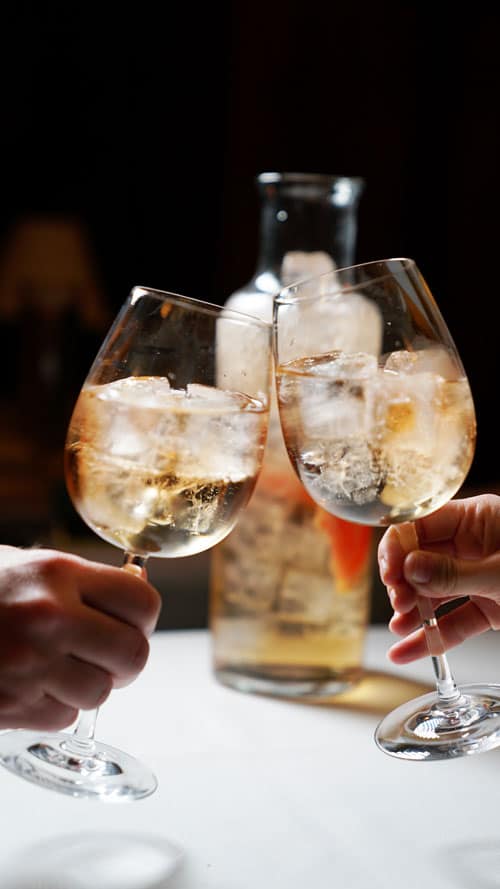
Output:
(295, 670), (433, 716)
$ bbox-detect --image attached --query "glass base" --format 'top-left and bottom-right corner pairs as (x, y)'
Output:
(214, 665), (362, 698)
(0, 730), (158, 801)
(374, 683), (500, 761)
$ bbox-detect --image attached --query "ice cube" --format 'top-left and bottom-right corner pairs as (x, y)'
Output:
(220, 482), (336, 615)
(302, 441), (382, 507)
(304, 351), (378, 379)
(174, 385), (256, 481)
(379, 452), (434, 510)
(174, 480), (225, 535)
(276, 569), (335, 625)
(280, 250), (336, 286)
(299, 379), (368, 440)
(375, 369), (441, 449)
(109, 413), (150, 459)
(297, 352), (378, 440)
(319, 292), (383, 356)
(384, 346), (461, 381)
(175, 397), (261, 484)
(278, 292), (383, 365)
(186, 383), (245, 411)
(79, 386), (143, 460)
(103, 380), (181, 460)
(215, 313), (269, 396)
(221, 493), (285, 612)
(383, 350), (419, 374)
(434, 378), (475, 478)
(374, 367), (463, 512)
(97, 376), (175, 407)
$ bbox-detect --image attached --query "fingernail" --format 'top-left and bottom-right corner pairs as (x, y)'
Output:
(406, 552), (433, 584)
(123, 562), (147, 579)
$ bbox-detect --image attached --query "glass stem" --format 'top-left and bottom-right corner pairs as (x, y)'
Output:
(395, 524), (461, 706)
(122, 551), (148, 578)
(61, 707), (98, 757)
(415, 594), (461, 704)
(62, 551), (149, 759)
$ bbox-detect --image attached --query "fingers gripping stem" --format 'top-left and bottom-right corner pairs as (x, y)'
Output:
(395, 524), (460, 704)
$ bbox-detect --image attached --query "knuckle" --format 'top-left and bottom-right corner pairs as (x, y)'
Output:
(36, 551), (75, 585)
(24, 597), (68, 640)
(439, 557), (459, 595)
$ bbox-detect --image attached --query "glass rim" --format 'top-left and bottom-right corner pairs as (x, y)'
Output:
(275, 257), (418, 304)
(130, 285), (272, 331)
(257, 171), (365, 188)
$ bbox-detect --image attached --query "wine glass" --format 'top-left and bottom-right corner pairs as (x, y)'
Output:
(274, 257), (500, 761)
(0, 286), (271, 798)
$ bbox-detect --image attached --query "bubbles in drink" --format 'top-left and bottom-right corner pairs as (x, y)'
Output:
(276, 348), (476, 524)
(65, 377), (268, 556)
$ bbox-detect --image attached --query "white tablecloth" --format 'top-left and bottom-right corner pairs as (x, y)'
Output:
(0, 627), (499, 888)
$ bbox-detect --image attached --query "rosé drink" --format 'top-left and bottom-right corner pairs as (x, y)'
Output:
(210, 411), (373, 696)
(276, 347), (476, 526)
(65, 376), (268, 558)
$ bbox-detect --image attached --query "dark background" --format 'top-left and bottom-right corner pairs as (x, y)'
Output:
(0, 4), (498, 622)
(2, 3), (498, 488)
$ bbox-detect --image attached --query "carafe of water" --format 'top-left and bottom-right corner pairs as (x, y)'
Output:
(210, 171), (375, 697)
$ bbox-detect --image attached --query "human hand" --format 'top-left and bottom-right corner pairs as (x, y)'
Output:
(378, 494), (500, 664)
(0, 546), (161, 730)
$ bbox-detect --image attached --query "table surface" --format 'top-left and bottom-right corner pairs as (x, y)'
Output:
(0, 626), (499, 889)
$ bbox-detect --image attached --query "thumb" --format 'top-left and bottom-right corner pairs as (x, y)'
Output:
(404, 550), (500, 600)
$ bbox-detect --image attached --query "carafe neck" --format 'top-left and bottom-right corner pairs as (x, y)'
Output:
(254, 172), (364, 285)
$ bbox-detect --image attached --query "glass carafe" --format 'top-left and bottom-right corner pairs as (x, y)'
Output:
(210, 172), (374, 697)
